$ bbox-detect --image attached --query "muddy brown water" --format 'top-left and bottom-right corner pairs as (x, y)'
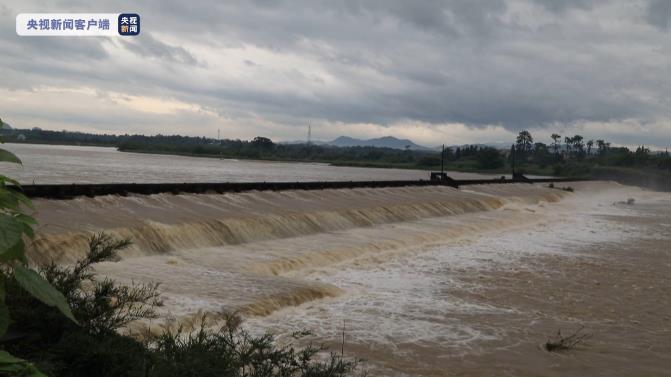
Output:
(27, 180), (671, 376)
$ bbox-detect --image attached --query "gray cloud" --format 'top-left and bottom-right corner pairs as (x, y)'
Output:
(1, 0), (671, 147)
(532, 0), (592, 14)
(647, 0), (671, 30)
(118, 33), (201, 66)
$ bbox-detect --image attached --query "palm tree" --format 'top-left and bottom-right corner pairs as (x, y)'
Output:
(586, 140), (594, 156)
(565, 136), (573, 155)
(551, 133), (561, 155)
(596, 139), (605, 154)
(572, 135), (584, 156)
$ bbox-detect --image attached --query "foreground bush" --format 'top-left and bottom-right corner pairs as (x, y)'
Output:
(1, 119), (80, 376)
(2, 234), (358, 377)
(150, 323), (355, 377)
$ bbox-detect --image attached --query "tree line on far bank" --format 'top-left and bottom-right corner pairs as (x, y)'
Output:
(511, 130), (671, 176)
(0, 127), (506, 170)
(2, 127), (671, 177)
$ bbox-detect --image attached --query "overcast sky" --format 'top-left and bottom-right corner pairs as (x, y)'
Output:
(1, 0), (670, 148)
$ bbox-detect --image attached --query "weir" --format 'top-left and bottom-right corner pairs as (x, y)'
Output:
(26, 180), (609, 324)
(15, 176), (590, 199)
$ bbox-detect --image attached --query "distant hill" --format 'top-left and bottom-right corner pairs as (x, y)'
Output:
(1, 122), (12, 130)
(279, 139), (326, 146)
(327, 136), (429, 150)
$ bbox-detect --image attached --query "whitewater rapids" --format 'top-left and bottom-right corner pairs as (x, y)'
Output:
(28, 184), (565, 319)
(26, 181), (671, 375)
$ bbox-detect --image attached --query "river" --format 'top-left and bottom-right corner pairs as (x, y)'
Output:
(7, 143), (671, 376)
(1, 143), (497, 184)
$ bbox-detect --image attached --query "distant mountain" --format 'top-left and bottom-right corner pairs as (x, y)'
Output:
(282, 136), (510, 151)
(327, 136), (429, 150)
(279, 139), (326, 146)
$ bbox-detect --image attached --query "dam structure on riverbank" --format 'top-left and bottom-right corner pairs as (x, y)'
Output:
(17, 175), (587, 199)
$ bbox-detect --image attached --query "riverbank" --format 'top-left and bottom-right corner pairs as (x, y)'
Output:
(115, 145), (515, 175)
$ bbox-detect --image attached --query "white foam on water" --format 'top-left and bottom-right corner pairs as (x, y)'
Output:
(30, 180), (669, 359)
(243, 183), (658, 353)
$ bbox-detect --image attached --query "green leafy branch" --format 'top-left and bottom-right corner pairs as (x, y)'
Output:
(0, 118), (77, 376)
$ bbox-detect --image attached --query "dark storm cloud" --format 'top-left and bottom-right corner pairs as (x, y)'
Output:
(118, 33), (201, 66)
(1, 0), (671, 145)
(126, 0), (671, 130)
(647, 0), (671, 30)
(532, 0), (592, 13)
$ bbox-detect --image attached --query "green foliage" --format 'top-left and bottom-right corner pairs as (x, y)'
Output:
(0, 149), (21, 164)
(509, 130), (671, 183)
(476, 147), (504, 169)
(5, 234), (358, 377)
(251, 136), (274, 149)
(0, 280), (8, 337)
(515, 130), (533, 155)
(117, 137), (422, 167)
(1, 124), (502, 172)
(0, 215), (24, 253)
(0, 350), (46, 377)
(148, 319), (357, 377)
(4, 234), (160, 376)
(45, 330), (148, 377)
(13, 266), (77, 323)
(8, 234), (160, 342)
(0, 118), (78, 375)
(416, 155), (441, 168)
(4, 123), (671, 181)
(551, 161), (593, 177)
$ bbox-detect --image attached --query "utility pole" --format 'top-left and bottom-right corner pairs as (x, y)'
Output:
(218, 129), (222, 159)
(511, 144), (516, 176)
(441, 144), (445, 175)
(307, 122), (312, 146)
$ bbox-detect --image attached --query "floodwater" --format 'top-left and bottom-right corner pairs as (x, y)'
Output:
(27, 178), (671, 376)
(8, 143), (670, 375)
(1, 143), (497, 184)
